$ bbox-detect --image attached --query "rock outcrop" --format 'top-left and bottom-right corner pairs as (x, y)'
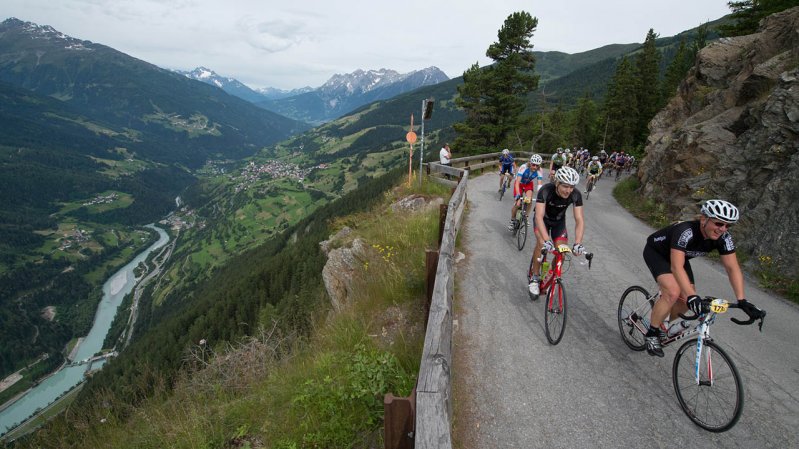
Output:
(321, 233), (369, 313)
(639, 7), (799, 276)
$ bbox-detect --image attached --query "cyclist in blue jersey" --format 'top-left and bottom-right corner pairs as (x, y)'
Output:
(498, 148), (517, 192)
(508, 154), (544, 231)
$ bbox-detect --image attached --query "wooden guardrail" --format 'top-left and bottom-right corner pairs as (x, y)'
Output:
(386, 150), (554, 448)
(415, 167), (468, 449)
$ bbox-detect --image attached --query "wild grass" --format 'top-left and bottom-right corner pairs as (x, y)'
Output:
(19, 177), (450, 448)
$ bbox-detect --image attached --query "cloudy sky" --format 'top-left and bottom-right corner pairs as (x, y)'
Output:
(5, 0), (732, 90)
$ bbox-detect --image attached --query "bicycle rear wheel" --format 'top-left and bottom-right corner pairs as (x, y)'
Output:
(544, 279), (567, 345)
(516, 213), (528, 250)
(617, 285), (652, 351)
(673, 339), (744, 432)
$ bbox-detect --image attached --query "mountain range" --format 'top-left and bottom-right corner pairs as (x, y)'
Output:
(180, 66), (450, 125)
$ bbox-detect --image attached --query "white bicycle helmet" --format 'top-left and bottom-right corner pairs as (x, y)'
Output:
(502, 148), (510, 155)
(529, 154), (543, 165)
(554, 166), (580, 186)
(557, 148), (563, 154)
(700, 199), (739, 224)
(592, 156), (599, 161)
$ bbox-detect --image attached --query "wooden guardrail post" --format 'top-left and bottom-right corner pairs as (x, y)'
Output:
(438, 204), (448, 247)
(384, 389), (416, 449)
(425, 249), (439, 328)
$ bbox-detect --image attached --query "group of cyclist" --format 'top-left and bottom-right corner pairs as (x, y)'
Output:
(495, 148), (763, 355)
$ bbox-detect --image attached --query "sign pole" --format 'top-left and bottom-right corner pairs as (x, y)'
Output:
(419, 100), (425, 187)
(406, 115), (417, 188)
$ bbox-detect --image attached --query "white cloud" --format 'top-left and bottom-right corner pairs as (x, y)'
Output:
(3, 0), (732, 89)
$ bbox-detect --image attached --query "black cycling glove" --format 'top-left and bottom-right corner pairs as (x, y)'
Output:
(737, 299), (762, 319)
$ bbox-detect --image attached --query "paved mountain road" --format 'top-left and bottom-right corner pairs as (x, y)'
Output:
(453, 172), (799, 448)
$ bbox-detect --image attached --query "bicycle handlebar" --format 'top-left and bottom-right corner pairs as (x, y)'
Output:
(539, 247), (594, 270)
(679, 297), (766, 332)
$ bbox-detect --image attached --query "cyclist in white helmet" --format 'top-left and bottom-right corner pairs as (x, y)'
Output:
(549, 148), (567, 181)
(509, 154), (544, 231)
(498, 148), (517, 191)
(641, 199), (763, 357)
(528, 166), (587, 295)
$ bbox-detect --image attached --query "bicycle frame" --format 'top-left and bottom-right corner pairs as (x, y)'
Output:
(539, 244), (570, 292)
(623, 292), (733, 385)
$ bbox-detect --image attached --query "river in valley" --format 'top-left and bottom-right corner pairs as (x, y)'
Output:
(0, 225), (170, 435)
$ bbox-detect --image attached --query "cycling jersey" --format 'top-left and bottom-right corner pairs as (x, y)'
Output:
(551, 154), (567, 168)
(499, 153), (515, 175)
(536, 182), (583, 223)
(644, 220), (735, 282)
(647, 220), (735, 259)
(515, 163), (542, 185)
(587, 162), (602, 174)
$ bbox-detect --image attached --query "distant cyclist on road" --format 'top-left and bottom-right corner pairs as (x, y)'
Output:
(498, 148), (517, 192)
(509, 154), (544, 231)
(528, 166), (586, 295)
(586, 156), (603, 187)
(641, 199), (763, 357)
(549, 148), (567, 181)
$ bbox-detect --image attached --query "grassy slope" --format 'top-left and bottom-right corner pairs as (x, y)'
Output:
(20, 178), (451, 448)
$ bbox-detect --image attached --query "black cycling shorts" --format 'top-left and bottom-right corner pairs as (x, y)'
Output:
(543, 218), (568, 243)
(643, 244), (695, 284)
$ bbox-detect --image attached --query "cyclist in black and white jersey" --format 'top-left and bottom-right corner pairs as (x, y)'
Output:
(528, 166), (586, 295)
(641, 199), (763, 357)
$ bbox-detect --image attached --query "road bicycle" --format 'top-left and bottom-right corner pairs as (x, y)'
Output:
(510, 196), (533, 250)
(498, 172), (513, 201)
(527, 243), (593, 344)
(585, 174), (598, 198)
(617, 286), (766, 432)
(614, 164), (623, 181)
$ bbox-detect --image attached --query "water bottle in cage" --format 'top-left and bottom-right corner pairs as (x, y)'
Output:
(668, 320), (690, 337)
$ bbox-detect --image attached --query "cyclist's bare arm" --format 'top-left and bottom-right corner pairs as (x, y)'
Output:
(534, 201), (548, 241)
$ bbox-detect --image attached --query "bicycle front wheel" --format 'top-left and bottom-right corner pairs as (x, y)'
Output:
(516, 215), (528, 250)
(617, 285), (652, 351)
(673, 339), (744, 432)
(544, 279), (567, 345)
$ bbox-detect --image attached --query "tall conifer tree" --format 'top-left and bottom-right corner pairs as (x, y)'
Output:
(634, 29), (662, 144)
(454, 11), (539, 153)
(603, 56), (639, 149)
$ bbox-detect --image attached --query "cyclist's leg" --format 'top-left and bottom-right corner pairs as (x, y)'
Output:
(668, 261), (694, 320)
(643, 245), (680, 329)
(530, 220), (553, 278)
(523, 188), (534, 220)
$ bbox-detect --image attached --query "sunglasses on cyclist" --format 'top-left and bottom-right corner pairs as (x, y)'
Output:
(712, 221), (733, 230)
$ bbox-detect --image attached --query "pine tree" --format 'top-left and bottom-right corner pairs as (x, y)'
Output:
(603, 56), (639, 149)
(570, 93), (599, 149)
(660, 38), (691, 105)
(454, 11), (540, 153)
(718, 0), (799, 37)
(634, 29), (662, 144)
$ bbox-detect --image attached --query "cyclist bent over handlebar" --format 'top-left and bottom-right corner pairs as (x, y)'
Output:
(508, 154), (544, 231)
(498, 148), (516, 191)
(641, 199), (763, 357)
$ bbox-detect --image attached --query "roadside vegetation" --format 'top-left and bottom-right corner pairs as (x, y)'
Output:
(15, 175), (451, 448)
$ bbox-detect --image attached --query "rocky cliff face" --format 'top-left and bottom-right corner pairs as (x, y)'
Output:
(639, 7), (799, 277)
